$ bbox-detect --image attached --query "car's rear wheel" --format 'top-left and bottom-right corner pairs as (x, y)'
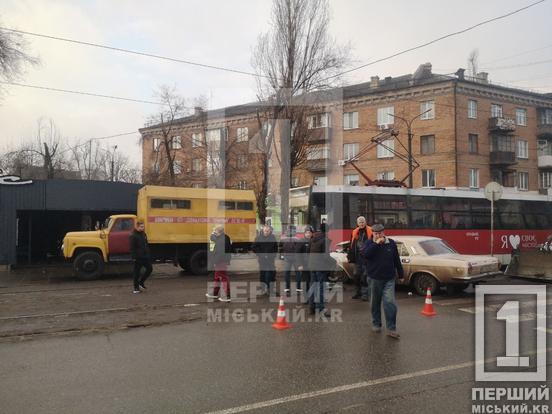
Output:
(412, 272), (439, 296)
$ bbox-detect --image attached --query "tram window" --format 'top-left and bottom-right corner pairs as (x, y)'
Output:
(497, 200), (523, 214)
(442, 212), (471, 229)
(373, 211), (408, 228)
(499, 213), (523, 229)
(470, 199), (491, 212)
(373, 196), (407, 211)
(441, 198), (470, 211)
(523, 201), (549, 215)
(411, 211), (440, 229)
(409, 196), (440, 210)
(524, 214), (549, 229)
(472, 214), (491, 229)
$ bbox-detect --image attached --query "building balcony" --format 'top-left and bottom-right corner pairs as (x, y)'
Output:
(489, 151), (516, 165)
(488, 117), (516, 132)
(537, 123), (552, 137)
(306, 159), (330, 172)
(538, 155), (552, 169)
(307, 127), (332, 143)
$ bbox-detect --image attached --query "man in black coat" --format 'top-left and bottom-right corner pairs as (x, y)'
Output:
(129, 220), (153, 294)
(252, 224), (279, 296)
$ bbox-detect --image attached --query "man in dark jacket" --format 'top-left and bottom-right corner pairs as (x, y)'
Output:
(348, 216), (373, 301)
(280, 229), (302, 296)
(303, 227), (332, 317)
(129, 220), (152, 294)
(206, 224), (232, 302)
(361, 223), (404, 339)
(252, 225), (279, 296)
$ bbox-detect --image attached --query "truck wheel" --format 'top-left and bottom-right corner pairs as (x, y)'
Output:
(74, 251), (104, 281)
(412, 273), (439, 296)
(189, 250), (208, 275)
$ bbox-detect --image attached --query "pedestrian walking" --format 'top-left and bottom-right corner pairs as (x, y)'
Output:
(129, 219), (153, 294)
(348, 216), (373, 301)
(206, 224), (232, 302)
(361, 224), (404, 339)
(252, 224), (279, 296)
(297, 226), (313, 300)
(303, 226), (333, 317)
(280, 228), (302, 296)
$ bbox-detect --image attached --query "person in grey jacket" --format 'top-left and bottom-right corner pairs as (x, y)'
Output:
(252, 225), (279, 296)
(280, 229), (302, 296)
(206, 225), (232, 302)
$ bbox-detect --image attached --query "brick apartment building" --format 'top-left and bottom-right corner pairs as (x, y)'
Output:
(139, 63), (552, 196)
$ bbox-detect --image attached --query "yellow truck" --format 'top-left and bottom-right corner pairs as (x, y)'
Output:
(62, 185), (257, 280)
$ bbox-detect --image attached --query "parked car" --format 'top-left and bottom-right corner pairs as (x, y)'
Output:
(331, 235), (502, 295)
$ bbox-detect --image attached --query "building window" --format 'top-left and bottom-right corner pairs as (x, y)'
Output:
(376, 139), (394, 158)
(468, 100), (477, 119)
(516, 108), (527, 126)
(173, 160), (182, 175)
(420, 100), (435, 120)
(192, 158), (202, 172)
(377, 106), (394, 126)
(170, 135), (182, 150)
(491, 135), (514, 152)
(191, 183), (202, 188)
(343, 143), (359, 160)
(237, 154), (248, 168)
(237, 127), (249, 142)
(153, 138), (161, 152)
(343, 112), (359, 129)
(291, 176), (299, 188)
(538, 140), (552, 156)
(541, 109), (552, 125)
(491, 104), (503, 118)
(344, 174), (359, 186)
(192, 132), (203, 147)
(469, 168), (479, 188)
(518, 172), (529, 190)
(307, 144), (329, 160)
(308, 113), (330, 129)
(152, 161), (160, 174)
(420, 135), (435, 155)
(539, 171), (552, 188)
(468, 134), (479, 154)
(422, 169), (436, 187)
(313, 176), (327, 186)
(517, 140), (528, 159)
(237, 180), (247, 190)
(377, 171), (395, 180)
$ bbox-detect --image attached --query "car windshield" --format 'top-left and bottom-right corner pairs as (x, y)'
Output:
(103, 218), (112, 230)
(418, 239), (457, 255)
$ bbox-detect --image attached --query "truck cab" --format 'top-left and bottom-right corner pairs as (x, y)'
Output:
(63, 214), (137, 280)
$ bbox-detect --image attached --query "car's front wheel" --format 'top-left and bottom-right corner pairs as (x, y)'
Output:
(412, 272), (439, 296)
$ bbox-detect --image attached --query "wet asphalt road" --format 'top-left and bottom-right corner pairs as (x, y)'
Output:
(0, 265), (550, 414)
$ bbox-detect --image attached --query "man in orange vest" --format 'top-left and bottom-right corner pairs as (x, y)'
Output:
(347, 216), (373, 301)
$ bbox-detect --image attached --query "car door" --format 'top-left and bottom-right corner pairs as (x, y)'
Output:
(108, 218), (134, 260)
(395, 241), (411, 284)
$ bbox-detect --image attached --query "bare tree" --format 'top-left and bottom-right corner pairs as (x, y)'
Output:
(145, 85), (190, 186)
(252, 0), (349, 231)
(3, 118), (67, 178)
(0, 23), (39, 96)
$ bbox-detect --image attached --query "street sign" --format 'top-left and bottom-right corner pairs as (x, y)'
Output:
(484, 182), (503, 202)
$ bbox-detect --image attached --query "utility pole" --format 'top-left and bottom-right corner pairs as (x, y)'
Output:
(390, 109), (431, 188)
(111, 145), (118, 181)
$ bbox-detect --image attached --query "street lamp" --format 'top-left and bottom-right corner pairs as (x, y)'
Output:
(389, 109), (431, 188)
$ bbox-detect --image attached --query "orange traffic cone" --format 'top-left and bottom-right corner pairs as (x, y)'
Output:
(421, 288), (437, 317)
(272, 298), (291, 330)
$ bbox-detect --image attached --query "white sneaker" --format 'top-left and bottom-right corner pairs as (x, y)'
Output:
(284, 289), (290, 293)
(205, 293), (218, 299)
(133, 290), (141, 294)
(218, 297), (231, 302)
(296, 288), (303, 292)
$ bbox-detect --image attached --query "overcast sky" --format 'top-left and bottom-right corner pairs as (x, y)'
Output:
(1, 0), (551, 167)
